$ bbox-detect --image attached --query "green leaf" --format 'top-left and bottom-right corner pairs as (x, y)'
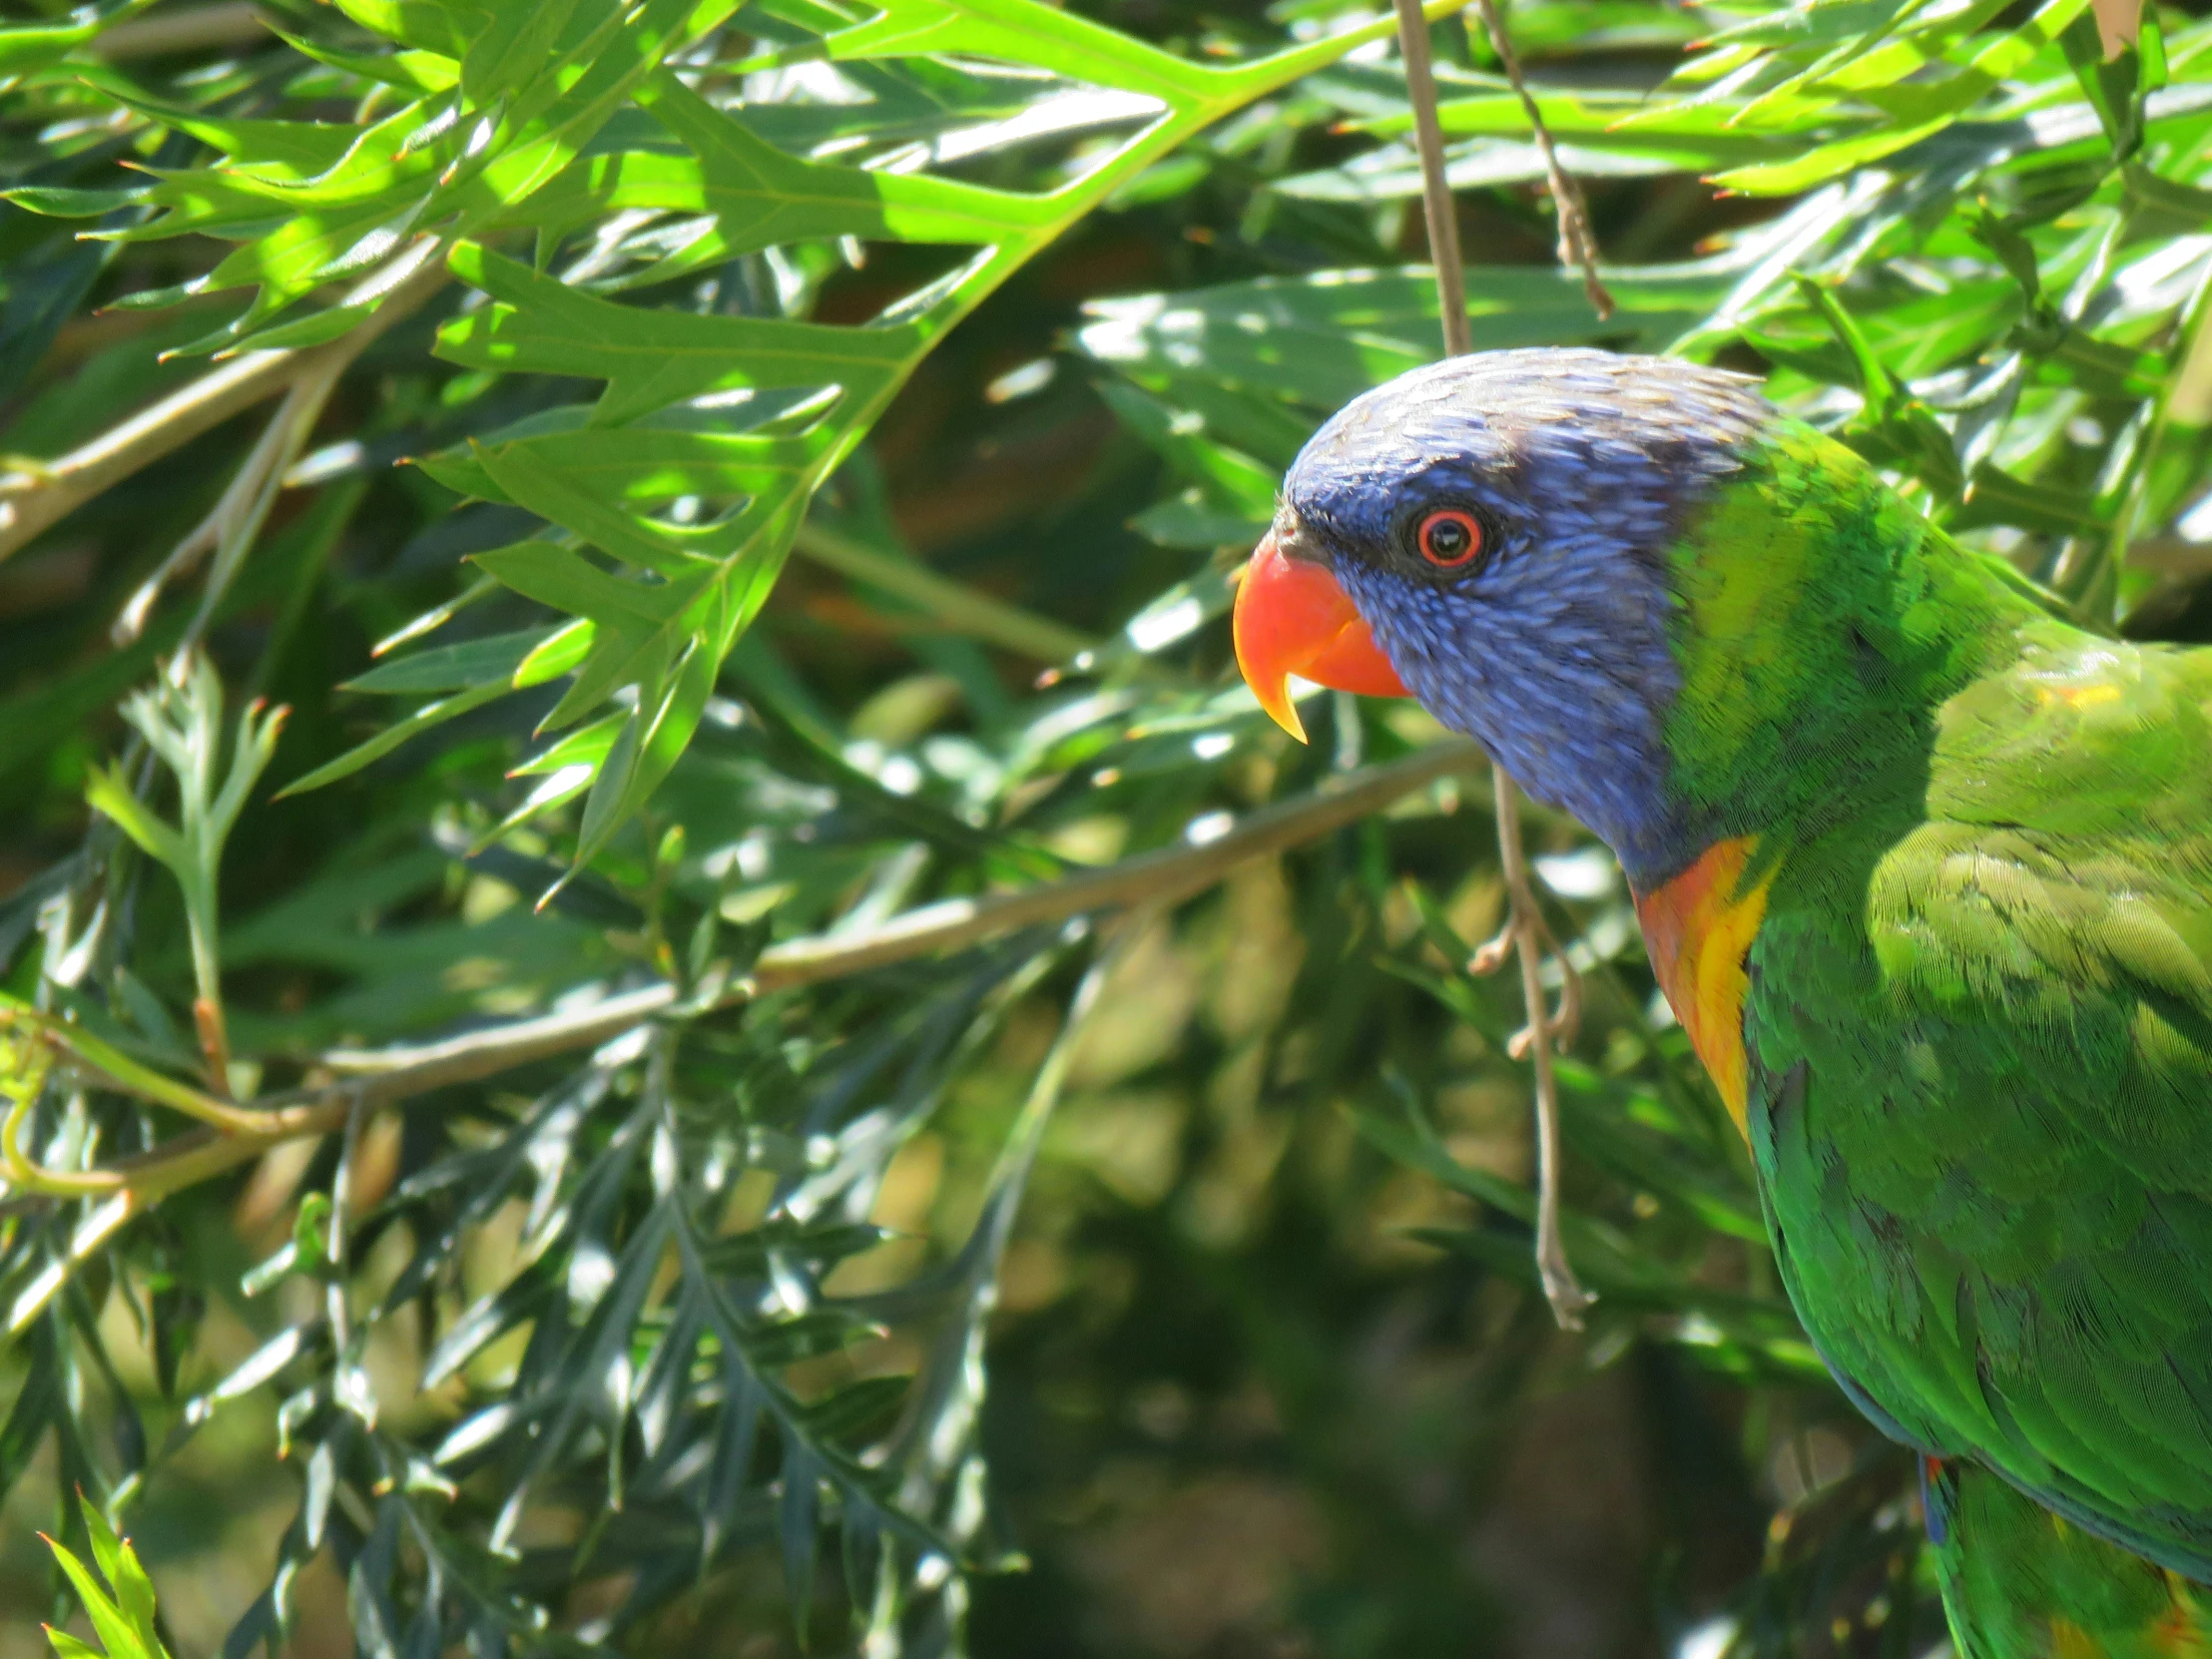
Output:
(514, 618), (598, 688)
(1956, 465), (2101, 535)
(344, 629), (554, 694)
(470, 540), (705, 626)
(1094, 380), (1278, 516)
(469, 440), (718, 574)
(808, 0), (1211, 100)
(416, 417), (813, 509)
(98, 96), (362, 180)
(436, 242), (924, 425)
(1, 186), (147, 218)
(84, 766), (187, 871)
(267, 31), (460, 94)
(1792, 274), (1962, 495)
(0, 0), (156, 73)
(78, 1506), (158, 1649)
(588, 71), (1055, 254)
(43, 1525), (160, 1659)
(1713, 0), (2095, 193)
(1693, 0), (1925, 53)
(461, 0), (590, 108)
(1079, 263), (1726, 415)
(276, 679), (514, 797)
(327, 0), (472, 56)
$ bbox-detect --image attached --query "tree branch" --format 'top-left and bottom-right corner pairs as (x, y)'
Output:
(1469, 0), (1613, 320)
(0, 245), (450, 565)
(1392, 0), (1592, 1327)
(22, 742), (1488, 1221)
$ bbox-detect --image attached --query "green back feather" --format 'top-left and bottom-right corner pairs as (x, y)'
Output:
(1930, 1458), (2212, 1658)
(1654, 420), (2212, 1616)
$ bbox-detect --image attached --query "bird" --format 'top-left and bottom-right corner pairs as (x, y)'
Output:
(1231, 346), (2212, 1658)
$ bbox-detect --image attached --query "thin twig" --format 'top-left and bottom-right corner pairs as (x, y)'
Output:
(1489, 775), (1592, 1326)
(0, 245), (450, 565)
(1393, 0), (1475, 358)
(1391, 0), (1592, 1327)
(115, 358), (344, 648)
(13, 741), (1489, 1210)
(1468, 0), (1614, 320)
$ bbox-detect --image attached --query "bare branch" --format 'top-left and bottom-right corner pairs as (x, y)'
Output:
(0, 245), (450, 565)
(1489, 773), (1593, 1328)
(1392, 0), (1593, 1327)
(115, 361), (341, 645)
(1391, 0), (1474, 358)
(21, 742), (1488, 1211)
(1468, 0), (1614, 320)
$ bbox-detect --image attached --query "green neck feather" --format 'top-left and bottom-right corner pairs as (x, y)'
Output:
(1661, 422), (2052, 863)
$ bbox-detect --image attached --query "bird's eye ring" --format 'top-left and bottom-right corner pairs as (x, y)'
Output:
(1415, 508), (1482, 569)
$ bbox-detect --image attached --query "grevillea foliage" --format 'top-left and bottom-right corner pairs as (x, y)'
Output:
(0, 0), (2205, 1652)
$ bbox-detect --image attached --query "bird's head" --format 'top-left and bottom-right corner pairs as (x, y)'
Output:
(1234, 348), (1779, 886)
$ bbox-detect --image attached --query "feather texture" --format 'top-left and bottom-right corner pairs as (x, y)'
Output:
(1750, 624), (2212, 1583)
(1279, 347), (2212, 1647)
(1928, 1458), (2212, 1657)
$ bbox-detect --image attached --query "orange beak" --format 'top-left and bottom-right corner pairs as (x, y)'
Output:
(1232, 531), (1408, 743)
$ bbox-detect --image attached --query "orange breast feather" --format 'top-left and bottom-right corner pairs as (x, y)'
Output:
(1633, 836), (1773, 1141)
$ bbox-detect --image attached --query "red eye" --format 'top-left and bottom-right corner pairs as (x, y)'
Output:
(1416, 509), (1482, 568)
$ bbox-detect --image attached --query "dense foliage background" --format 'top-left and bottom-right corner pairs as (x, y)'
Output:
(0, 0), (2206, 1653)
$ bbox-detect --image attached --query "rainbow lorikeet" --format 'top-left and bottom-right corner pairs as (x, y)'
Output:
(1231, 347), (2212, 1657)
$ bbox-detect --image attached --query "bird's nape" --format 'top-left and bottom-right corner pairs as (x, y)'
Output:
(1232, 527), (1407, 741)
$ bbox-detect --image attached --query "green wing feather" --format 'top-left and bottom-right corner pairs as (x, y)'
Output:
(1744, 622), (2212, 1581)
(1928, 1457), (2212, 1658)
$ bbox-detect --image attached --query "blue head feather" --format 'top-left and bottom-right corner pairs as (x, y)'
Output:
(1280, 348), (1770, 887)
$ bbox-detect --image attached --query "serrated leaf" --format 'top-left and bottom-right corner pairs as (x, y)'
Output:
(510, 711), (625, 779)
(421, 1272), (552, 1390)
(617, 70), (1052, 252)
(470, 441), (715, 573)
(436, 242), (923, 425)
(1714, 0), (2094, 192)
(538, 619), (674, 731)
(420, 419), (814, 509)
(462, 0), (589, 108)
(470, 540), (704, 625)
(574, 639), (728, 866)
(812, 0), (1200, 100)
